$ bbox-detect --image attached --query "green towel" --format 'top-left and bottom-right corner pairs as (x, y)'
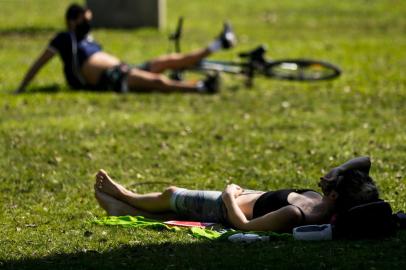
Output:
(189, 227), (223, 240)
(92, 215), (180, 231)
(92, 215), (292, 241)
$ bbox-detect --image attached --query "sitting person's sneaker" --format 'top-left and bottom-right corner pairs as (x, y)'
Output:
(218, 22), (237, 49)
(208, 22), (237, 52)
(198, 72), (221, 94)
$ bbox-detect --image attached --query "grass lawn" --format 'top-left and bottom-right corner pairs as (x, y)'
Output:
(1, 0), (406, 269)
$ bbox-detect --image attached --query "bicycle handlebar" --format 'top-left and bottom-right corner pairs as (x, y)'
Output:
(238, 45), (267, 63)
(169, 17), (183, 41)
(169, 17), (184, 53)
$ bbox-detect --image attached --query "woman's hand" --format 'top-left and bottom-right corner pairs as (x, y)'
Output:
(321, 167), (343, 182)
(222, 184), (244, 200)
(319, 166), (343, 193)
(322, 157), (371, 181)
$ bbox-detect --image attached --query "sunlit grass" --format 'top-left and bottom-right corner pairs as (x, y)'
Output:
(0, 0), (405, 269)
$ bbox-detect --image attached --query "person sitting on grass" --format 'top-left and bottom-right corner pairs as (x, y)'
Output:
(94, 156), (379, 232)
(15, 3), (236, 94)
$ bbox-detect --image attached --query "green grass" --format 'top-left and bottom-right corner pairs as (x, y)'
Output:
(1, 0), (406, 269)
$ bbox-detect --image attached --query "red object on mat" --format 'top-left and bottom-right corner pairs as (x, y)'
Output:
(163, 220), (216, 228)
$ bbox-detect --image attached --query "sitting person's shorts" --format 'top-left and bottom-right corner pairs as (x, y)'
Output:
(96, 62), (153, 92)
(169, 189), (228, 223)
(136, 61), (152, 71)
(97, 63), (130, 93)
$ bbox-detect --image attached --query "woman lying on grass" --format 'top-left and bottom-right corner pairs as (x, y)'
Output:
(94, 156), (379, 232)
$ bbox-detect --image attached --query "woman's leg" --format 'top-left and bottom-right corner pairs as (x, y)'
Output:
(95, 188), (137, 216)
(95, 169), (178, 212)
(94, 188), (178, 219)
(94, 171), (233, 223)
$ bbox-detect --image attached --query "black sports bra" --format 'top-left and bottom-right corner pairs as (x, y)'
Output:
(252, 189), (316, 222)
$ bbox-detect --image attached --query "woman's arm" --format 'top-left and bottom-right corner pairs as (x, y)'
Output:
(322, 156), (371, 181)
(221, 185), (248, 228)
(15, 47), (56, 93)
(222, 185), (301, 231)
(337, 156), (371, 173)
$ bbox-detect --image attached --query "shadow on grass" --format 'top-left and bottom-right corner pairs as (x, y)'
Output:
(20, 85), (206, 96)
(0, 241), (311, 270)
(2, 236), (406, 270)
(18, 85), (115, 95)
(24, 84), (62, 94)
(0, 27), (58, 37)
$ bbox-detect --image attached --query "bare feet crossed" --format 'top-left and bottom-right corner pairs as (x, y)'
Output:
(95, 169), (134, 199)
(94, 189), (137, 216)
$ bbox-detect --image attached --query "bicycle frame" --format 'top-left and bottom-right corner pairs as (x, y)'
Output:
(169, 18), (341, 87)
(168, 19), (278, 87)
(196, 45), (270, 87)
(197, 60), (255, 87)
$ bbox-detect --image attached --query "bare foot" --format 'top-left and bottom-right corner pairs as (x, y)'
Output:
(94, 189), (138, 216)
(95, 169), (134, 200)
(94, 188), (178, 220)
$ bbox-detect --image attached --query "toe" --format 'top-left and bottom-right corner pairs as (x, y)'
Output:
(94, 183), (101, 191)
(95, 179), (103, 190)
(95, 175), (103, 184)
(96, 170), (107, 181)
(98, 169), (107, 177)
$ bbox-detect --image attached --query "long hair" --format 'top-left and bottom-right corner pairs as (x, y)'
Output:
(321, 170), (379, 213)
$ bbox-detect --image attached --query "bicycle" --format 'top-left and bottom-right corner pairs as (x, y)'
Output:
(169, 18), (342, 87)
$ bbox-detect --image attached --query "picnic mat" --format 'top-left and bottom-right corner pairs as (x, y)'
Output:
(92, 215), (292, 241)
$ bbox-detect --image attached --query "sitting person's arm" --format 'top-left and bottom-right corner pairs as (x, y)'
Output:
(221, 184), (301, 231)
(322, 156), (371, 181)
(15, 47), (56, 93)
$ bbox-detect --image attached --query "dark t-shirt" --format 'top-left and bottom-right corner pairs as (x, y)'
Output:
(48, 32), (102, 88)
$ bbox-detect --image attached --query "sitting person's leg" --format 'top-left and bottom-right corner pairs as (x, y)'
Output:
(94, 64), (217, 93)
(127, 68), (220, 93)
(127, 69), (199, 93)
(101, 23), (235, 94)
(146, 22), (236, 74)
(146, 49), (210, 74)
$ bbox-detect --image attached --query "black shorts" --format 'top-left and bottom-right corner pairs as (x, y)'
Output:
(136, 61), (152, 71)
(97, 64), (130, 93)
(95, 62), (153, 92)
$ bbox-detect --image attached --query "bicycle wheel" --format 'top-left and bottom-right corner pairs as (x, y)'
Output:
(265, 59), (341, 81)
